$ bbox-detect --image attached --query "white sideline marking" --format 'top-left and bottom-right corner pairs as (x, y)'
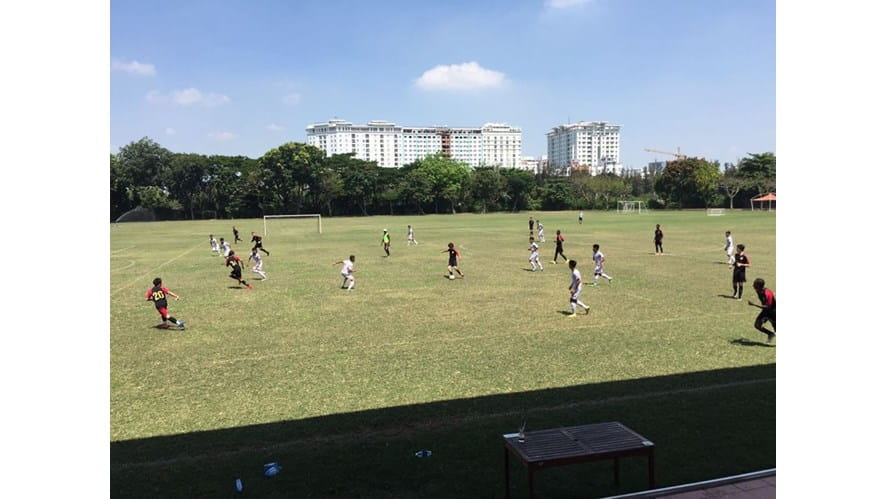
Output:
(112, 376), (775, 469)
(111, 246), (135, 255)
(111, 242), (203, 297)
(110, 260), (135, 273)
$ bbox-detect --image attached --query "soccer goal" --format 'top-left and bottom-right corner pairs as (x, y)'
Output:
(617, 200), (647, 214)
(263, 214), (323, 236)
(706, 208), (726, 216)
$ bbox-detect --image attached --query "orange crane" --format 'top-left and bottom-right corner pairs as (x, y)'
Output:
(644, 147), (687, 160)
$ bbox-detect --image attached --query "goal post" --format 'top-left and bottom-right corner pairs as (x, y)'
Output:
(263, 214), (322, 236)
(617, 200), (647, 214)
(706, 208), (725, 216)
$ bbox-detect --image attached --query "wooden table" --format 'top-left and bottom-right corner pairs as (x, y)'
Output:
(503, 422), (655, 498)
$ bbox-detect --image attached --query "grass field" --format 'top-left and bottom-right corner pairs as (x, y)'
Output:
(110, 210), (775, 498)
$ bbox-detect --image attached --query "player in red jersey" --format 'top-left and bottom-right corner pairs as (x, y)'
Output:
(748, 278), (776, 343)
(145, 277), (185, 329)
(225, 251), (253, 289)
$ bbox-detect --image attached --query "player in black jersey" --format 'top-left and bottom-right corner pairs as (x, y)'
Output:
(232, 226), (243, 244)
(441, 242), (464, 279)
(145, 277), (185, 329)
(251, 232), (270, 255)
(732, 244), (749, 299)
(225, 251), (253, 289)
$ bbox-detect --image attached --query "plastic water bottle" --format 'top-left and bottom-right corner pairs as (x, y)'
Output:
(415, 450), (432, 458)
(234, 478), (243, 493)
(264, 462), (282, 477)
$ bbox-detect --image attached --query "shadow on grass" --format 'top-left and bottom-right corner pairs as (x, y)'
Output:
(717, 294), (740, 300)
(730, 338), (775, 348)
(111, 364), (775, 498)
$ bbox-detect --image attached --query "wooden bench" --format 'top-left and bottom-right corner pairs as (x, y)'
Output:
(503, 422), (655, 498)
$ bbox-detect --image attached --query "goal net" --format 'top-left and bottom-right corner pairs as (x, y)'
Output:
(706, 208), (725, 216)
(263, 214), (323, 236)
(617, 201), (647, 214)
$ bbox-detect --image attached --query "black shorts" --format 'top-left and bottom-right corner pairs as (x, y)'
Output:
(230, 268), (242, 279)
(253, 241), (263, 248)
(733, 270), (746, 283)
(448, 258), (458, 267)
(756, 309), (775, 327)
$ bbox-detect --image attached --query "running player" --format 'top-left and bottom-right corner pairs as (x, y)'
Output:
(407, 225), (418, 245)
(249, 247), (267, 280)
(442, 242), (464, 279)
(225, 250), (252, 289)
(145, 277), (185, 329)
(725, 231), (735, 265)
(537, 221), (545, 242)
(654, 224), (664, 255)
(333, 255), (356, 290)
(251, 231), (270, 256)
(220, 238), (231, 257)
(551, 230), (568, 264)
(567, 260), (590, 317)
(381, 229), (391, 257)
(210, 234), (220, 256)
(591, 244), (613, 285)
(232, 226), (242, 244)
(529, 217), (535, 235)
(748, 277), (776, 343)
(528, 236), (543, 272)
(732, 244), (749, 299)
(578, 211), (584, 224)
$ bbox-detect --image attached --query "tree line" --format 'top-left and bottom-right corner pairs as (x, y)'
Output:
(110, 137), (775, 220)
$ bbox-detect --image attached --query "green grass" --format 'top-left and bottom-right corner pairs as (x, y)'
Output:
(110, 210), (775, 498)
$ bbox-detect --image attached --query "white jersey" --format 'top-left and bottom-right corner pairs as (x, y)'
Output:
(408, 228), (414, 238)
(249, 252), (262, 264)
(529, 242), (539, 252)
(341, 259), (354, 275)
(593, 251), (605, 272)
(725, 235), (735, 253)
(571, 268), (582, 290)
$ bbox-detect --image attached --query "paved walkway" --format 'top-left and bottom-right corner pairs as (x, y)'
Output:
(604, 469), (775, 499)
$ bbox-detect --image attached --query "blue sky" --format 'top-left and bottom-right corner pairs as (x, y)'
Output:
(111, 0), (775, 168)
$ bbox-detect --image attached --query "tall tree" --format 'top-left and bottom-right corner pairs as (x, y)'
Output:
(117, 137), (172, 188)
(166, 153), (209, 219)
(257, 142), (325, 214)
(470, 167), (507, 213)
(326, 153), (380, 216)
(414, 153), (470, 214)
(720, 175), (751, 209)
(500, 168), (536, 212)
(655, 157), (723, 208)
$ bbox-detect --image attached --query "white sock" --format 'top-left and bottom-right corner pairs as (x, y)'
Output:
(570, 303), (576, 313)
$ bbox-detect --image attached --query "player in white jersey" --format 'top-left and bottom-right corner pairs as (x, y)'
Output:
(591, 244), (612, 285)
(333, 255), (355, 290)
(249, 247), (267, 280)
(725, 231), (735, 266)
(210, 234), (220, 256)
(220, 238), (232, 257)
(528, 237), (543, 271)
(567, 260), (590, 317)
(407, 225), (418, 245)
(537, 221), (545, 242)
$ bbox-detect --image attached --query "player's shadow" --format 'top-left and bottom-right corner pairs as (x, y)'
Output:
(730, 338), (774, 348)
(717, 294), (739, 300)
(228, 286), (246, 289)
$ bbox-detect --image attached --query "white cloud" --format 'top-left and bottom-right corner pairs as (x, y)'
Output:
(266, 123), (285, 132)
(546, 0), (592, 8)
(145, 88), (230, 107)
(165, 127), (176, 135)
(208, 131), (236, 141)
(111, 58), (156, 76)
(282, 93), (301, 105)
(415, 62), (506, 91)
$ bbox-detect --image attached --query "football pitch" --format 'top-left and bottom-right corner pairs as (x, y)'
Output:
(110, 210), (775, 498)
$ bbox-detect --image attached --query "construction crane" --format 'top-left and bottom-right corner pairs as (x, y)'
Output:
(644, 147), (687, 160)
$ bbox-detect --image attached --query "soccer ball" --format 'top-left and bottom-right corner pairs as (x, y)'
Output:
(449, 275), (455, 280)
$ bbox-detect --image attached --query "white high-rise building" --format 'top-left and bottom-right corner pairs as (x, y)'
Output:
(306, 119), (521, 168)
(546, 121), (622, 175)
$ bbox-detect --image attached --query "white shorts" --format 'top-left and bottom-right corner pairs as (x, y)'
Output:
(571, 285), (583, 301)
(594, 265), (603, 275)
(726, 246), (735, 256)
(341, 272), (354, 281)
(529, 251), (539, 261)
(253, 261), (264, 271)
